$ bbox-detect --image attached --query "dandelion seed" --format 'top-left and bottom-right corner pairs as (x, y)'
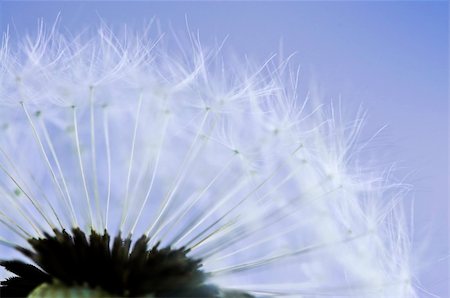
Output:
(0, 23), (416, 297)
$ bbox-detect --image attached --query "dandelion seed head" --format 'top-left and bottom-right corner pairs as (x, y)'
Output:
(0, 23), (416, 297)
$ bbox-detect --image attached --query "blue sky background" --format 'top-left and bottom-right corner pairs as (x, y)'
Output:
(0, 1), (448, 296)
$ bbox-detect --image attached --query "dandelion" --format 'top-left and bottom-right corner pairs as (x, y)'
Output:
(0, 23), (416, 297)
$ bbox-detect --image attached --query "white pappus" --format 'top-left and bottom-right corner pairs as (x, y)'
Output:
(0, 23), (416, 298)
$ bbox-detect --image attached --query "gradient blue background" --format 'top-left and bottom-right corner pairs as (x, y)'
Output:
(0, 1), (448, 297)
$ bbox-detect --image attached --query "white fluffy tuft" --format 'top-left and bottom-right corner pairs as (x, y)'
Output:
(0, 23), (416, 297)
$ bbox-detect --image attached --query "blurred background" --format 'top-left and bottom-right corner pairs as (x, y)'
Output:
(0, 1), (448, 296)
